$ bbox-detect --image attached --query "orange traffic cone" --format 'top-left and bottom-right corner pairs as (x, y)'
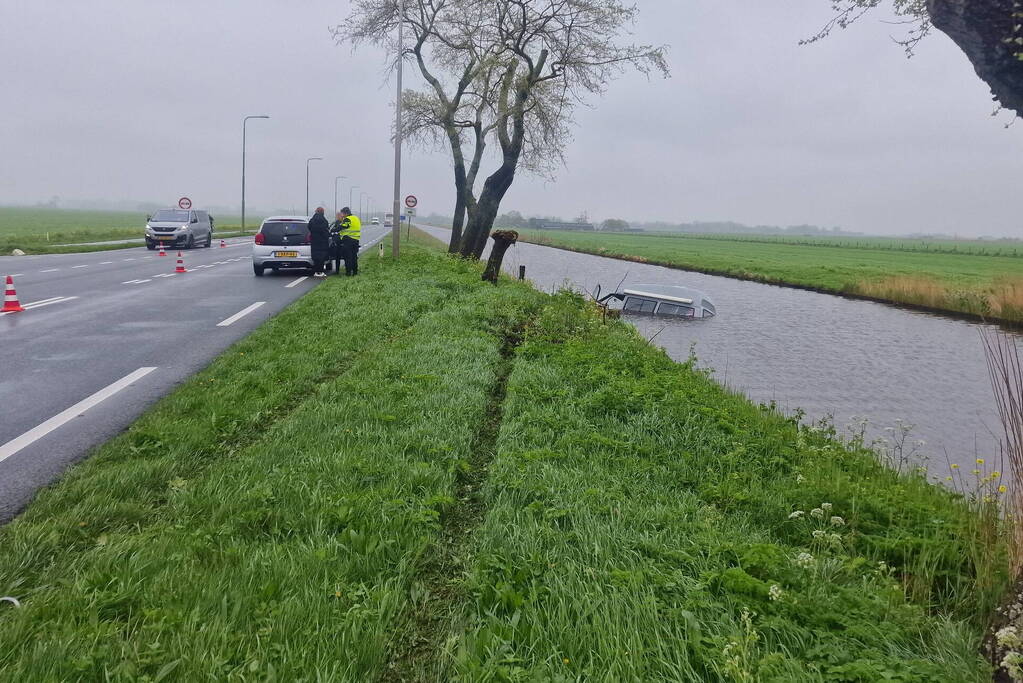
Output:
(220, 239), (226, 248)
(175, 252), (187, 273)
(2, 275), (25, 313)
(159, 244), (166, 257)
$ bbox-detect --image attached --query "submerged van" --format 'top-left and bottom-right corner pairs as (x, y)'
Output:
(145, 209), (214, 249)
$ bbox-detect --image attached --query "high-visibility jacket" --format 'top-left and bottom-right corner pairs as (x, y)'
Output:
(340, 214), (361, 240)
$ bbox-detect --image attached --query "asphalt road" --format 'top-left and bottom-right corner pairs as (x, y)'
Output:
(0, 228), (386, 523)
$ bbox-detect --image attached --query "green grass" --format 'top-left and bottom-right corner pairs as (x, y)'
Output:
(0, 245), (1011, 680)
(522, 229), (1023, 322)
(0, 207), (249, 254)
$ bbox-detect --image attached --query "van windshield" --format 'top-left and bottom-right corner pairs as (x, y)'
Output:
(152, 210), (190, 222)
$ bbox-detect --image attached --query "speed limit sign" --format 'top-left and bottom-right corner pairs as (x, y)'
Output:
(178, 197), (192, 210)
(405, 195), (418, 209)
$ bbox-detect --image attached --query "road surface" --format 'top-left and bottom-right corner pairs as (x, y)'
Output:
(0, 228), (385, 523)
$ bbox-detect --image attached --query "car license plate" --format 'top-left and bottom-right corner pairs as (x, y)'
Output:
(274, 251), (299, 258)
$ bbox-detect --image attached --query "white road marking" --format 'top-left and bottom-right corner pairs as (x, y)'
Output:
(217, 301), (266, 327)
(39, 268), (59, 273)
(122, 279), (151, 285)
(8, 273), (23, 277)
(152, 273), (175, 278)
(0, 367), (157, 464)
(122, 258), (135, 262)
(71, 265), (89, 269)
(285, 276), (308, 288)
(99, 261), (114, 265)
(1, 296), (78, 315)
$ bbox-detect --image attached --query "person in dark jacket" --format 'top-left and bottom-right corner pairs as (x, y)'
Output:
(308, 207), (331, 277)
(329, 211), (345, 276)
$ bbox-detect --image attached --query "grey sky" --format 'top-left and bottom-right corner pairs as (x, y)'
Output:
(1, 0), (1020, 236)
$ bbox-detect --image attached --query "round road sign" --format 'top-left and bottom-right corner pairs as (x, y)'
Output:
(178, 197), (192, 210)
(405, 195), (418, 209)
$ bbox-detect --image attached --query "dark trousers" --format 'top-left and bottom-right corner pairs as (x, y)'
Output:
(340, 236), (360, 275)
(331, 241), (344, 275)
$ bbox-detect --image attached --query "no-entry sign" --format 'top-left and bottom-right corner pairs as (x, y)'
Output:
(178, 197), (192, 210)
(404, 195), (418, 209)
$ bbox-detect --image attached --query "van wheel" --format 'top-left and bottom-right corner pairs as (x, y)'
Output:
(253, 264), (264, 277)
(204, 234), (212, 248)
(186, 235), (195, 249)
(146, 243), (156, 250)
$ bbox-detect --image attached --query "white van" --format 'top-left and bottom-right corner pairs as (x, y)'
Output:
(145, 209), (214, 249)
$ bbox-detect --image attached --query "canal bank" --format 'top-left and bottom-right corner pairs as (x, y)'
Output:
(421, 225), (1015, 479)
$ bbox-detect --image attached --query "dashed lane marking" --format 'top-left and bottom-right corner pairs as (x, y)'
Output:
(39, 268), (59, 273)
(122, 279), (152, 285)
(71, 265), (89, 269)
(285, 276), (308, 288)
(0, 367), (158, 464)
(216, 301), (266, 327)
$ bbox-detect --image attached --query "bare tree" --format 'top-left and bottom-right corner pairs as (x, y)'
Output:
(336, 0), (668, 259)
(808, 1), (1023, 117)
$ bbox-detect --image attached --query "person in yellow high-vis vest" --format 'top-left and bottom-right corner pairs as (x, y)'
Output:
(337, 207), (361, 276)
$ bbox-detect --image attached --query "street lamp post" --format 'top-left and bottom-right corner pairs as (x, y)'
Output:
(349, 186), (359, 213)
(334, 176), (346, 216)
(392, 0), (405, 258)
(306, 157), (323, 216)
(360, 192), (369, 220)
(242, 115), (269, 233)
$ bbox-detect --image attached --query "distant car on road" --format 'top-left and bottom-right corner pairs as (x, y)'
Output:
(384, 212), (394, 227)
(371, 216), (380, 225)
(145, 209), (213, 250)
(252, 216), (331, 276)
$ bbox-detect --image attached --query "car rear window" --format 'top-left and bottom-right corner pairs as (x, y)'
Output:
(260, 222), (308, 239)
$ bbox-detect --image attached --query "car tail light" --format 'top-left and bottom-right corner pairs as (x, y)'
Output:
(254, 232), (265, 245)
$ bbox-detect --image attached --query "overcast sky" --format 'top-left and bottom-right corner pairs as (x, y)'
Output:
(2, 1), (1020, 236)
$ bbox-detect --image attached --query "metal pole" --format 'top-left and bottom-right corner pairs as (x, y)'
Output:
(242, 115), (269, 233)
(392, 0), (405, 259)
(306, 157), (322, 216)
(349, 186), (359, 212)
(334, 176), (346, 216)
(361, 192), (369, 219)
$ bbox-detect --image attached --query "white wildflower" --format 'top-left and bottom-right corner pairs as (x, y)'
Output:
(810, 508), (824, 519)
(788, 510), (805, 520)
(812, 530), (825, 540)
(795, 474), (806, 484)
(997, 625), (1022, 649)
(877, 561), (889, 573)
(828, 533), (842, 544)
(821, 503), (833, 513)
(794, 552), (814, 569)
(830, 516), (845, 527)
(1001, 651), (1023, 681)
(769, 584), (783, 601)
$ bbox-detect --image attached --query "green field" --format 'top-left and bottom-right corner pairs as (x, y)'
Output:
(0, 243), (1012, 679)
(522, 230), (1023, 322)
(0, 207), (248, 254)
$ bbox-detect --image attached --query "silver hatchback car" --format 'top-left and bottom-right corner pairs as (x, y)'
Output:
(252, 216), (322, 276)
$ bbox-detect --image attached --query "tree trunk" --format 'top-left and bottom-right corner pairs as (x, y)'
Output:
(449, 186), (466, 253)
(482, 230), (518, 283)
(459, 162), (516, 259)
(928, 0), (1023, 116)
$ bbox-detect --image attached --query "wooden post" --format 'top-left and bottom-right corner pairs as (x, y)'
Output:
(482, 230), (519, 284)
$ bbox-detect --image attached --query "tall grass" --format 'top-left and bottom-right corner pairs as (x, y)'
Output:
(852, 275), (1023, 321)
